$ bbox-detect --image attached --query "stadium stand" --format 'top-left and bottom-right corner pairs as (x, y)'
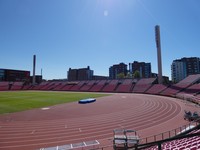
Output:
(80, 80), (96, 91)
(180, 83), (200, 95)
(22, 84), (33, 90)
(61, 82), (75, 91)
(69, 81), (86, 91)
(141, 125), (200, 150)
(161, 74), (200, 96)
(31, 81), (50, 90)
(52, 81), (68, 91)
(46, 81), (62, 90)
(39, 81), (57, 90)
(89, 80), (107, 92)
(2, 74), (200, 150)
(132, 78), (156, 93)
(145, 84), (168, 95)
(115, 79), (133, 93)
(0, 81), (9, 91)
(10, 82), (24, 90)
(101, 79), (119, 92)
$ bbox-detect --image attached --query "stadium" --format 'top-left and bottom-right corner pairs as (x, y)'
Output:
(0, 75), (200, 150)
(1, 0), (200, 149)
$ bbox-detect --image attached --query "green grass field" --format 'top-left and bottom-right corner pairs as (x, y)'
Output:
(0, 91), (110, 114)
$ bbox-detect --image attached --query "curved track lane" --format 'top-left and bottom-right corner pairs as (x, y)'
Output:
(0, 93), (199, 150)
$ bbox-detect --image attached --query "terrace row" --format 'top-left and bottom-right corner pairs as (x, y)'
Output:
(1, 74), (200, 104)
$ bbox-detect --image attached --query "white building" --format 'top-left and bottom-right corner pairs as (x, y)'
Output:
(171, 61), (186, 83)
(171, 57), (200, 83)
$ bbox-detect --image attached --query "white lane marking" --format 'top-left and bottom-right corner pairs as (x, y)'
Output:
(41, 107), (50, 110)
(118, 124), (124, 128)
(31, 130), (35, 134)
(79, 128), (82, 132)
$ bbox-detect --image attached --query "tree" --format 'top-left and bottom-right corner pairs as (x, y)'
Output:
(117, 73), (125, 79)
(126, 72), (132, 78)
(133, 70), (140, 78)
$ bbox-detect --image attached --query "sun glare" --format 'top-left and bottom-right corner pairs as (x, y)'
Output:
(104, 10), (108, 16)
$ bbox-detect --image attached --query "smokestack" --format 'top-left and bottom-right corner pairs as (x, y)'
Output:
(155, 25), (163, 84)
(33, 55), (36, 85)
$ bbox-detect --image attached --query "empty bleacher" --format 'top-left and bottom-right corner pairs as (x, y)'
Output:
(161, 74), (200, 96)
(31, 81), (50, 90)
(10, 82), (24, 90)
(47, 81), (63, 90)
(80, 80), (96, 91)
(143, 127), (200, 150)
(101, 80), (119, 92)
(69, 81), (86, 91)
(61, 82), (76, 91)
(2, 74), (200, 101)
(22, 84), (33, 90)
(146, 84), (168, 95)
(52, 81), (68, 91)
(89, 80), (107, 92)
(0, 82), (9, 91)
(115, 79), (133, 93)
(132, 78), (156, 93)
(39, 81), (57, 90)
(181, 83), (200, 95)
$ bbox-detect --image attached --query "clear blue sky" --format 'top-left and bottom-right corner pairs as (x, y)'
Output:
(0, 0), (200, 80)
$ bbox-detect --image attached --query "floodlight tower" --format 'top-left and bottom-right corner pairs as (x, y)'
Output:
(155, 25), (163, 84)
(33, 55), (36, 85)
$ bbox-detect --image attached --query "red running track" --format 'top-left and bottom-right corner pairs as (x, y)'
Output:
(0, 93), (199, 150)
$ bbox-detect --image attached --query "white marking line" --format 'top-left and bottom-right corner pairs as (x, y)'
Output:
(95, 140), (100, 145)
(31, 130), (35, 134)
(79, 128), (82, 132)
(118, 124), (124, 128)
(56, 146), (59, 150)
(41, 107), (50, 110)
(83, 142), (87, 146)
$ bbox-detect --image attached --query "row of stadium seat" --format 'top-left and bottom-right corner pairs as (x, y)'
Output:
(1, 74), (200, 103)
(144, 129), (200, 150)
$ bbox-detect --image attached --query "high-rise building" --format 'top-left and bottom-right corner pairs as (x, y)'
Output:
(0, 68), (30, 82)
(171, 60), (186, 83)
(171, 57), (200, 83)
(129, 61), (152, 78)
(109, 63), (127, 79)
(67, 66), (94, 81)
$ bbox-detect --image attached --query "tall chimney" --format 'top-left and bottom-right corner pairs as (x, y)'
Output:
(155, 25), (163, 84)
(33, 55), (36, 85)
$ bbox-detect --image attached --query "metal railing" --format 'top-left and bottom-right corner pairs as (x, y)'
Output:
(82, 121), (200, 150)
(139, 121), (199, 145)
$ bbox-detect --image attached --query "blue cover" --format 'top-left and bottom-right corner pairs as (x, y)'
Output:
(78, 98), (96, 104)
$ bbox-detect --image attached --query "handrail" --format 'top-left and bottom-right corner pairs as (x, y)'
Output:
(87, 123), (200, 150)
(139, 120), (199, 145)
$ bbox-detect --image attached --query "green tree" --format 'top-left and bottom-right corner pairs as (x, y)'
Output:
(126, 72), (132, 78)
(117, 73), (125, 79)
(133, 70), (140, 78)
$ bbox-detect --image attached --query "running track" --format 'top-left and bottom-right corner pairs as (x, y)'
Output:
(0, 93), (199, 150)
